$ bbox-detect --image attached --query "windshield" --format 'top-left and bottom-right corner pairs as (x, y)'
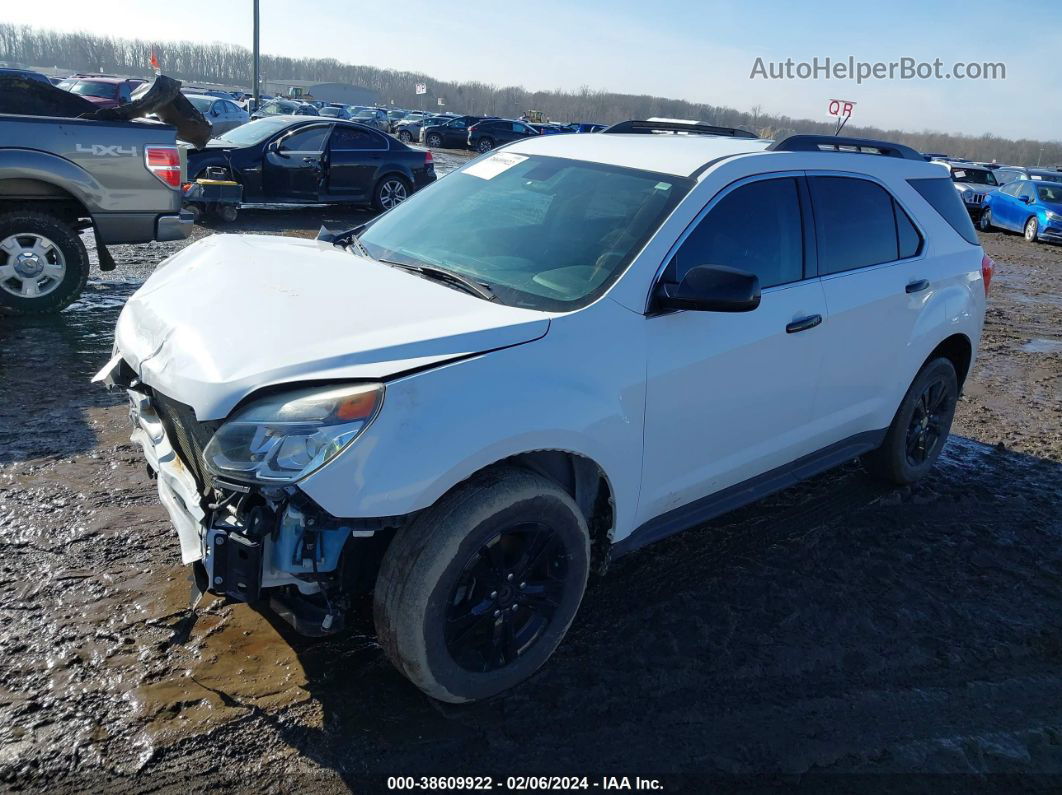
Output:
(354, 110), (376, 119)
(259, 100), (298, 116)
(214, 117), (292, 145)
(951, 167), (998, 186)
(1037, 184), (1062, 203)
(68, 80), (117, 99)
(186, 95), (214, 112)
(359, 153), (692, 311)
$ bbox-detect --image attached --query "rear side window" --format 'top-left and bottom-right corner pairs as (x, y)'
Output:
(809, 177), (902, 274)
(672, 177), (804, 289)
(908, 177), (979, 245)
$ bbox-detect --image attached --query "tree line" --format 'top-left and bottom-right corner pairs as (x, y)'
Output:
(1, 22), (1059, 167)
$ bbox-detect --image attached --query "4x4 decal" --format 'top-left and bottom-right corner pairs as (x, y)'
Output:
(75, 144), (136, 156)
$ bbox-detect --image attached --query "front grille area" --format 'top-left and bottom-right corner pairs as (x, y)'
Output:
(152, 392), (219, 493)
(965, 192), (986, 204)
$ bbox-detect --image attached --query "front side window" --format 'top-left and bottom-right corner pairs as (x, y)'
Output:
(358, 154), (692, 311)
(668, 177), (804, 289)
(279, 125), (330, 152)
(810, 176), (907, 274)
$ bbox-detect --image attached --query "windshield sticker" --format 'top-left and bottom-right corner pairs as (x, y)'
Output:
(654, 181), (672, 191)
(953, 170), (966, 179)
(464, 152), (528, 180)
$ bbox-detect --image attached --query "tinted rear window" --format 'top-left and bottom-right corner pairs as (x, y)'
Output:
(809, 177), (901, 274)
(908, 177), (979, 245)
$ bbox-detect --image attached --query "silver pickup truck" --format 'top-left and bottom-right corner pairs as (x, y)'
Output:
(0, 113), (193, 313)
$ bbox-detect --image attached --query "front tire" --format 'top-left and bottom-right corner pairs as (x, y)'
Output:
(0, 211), (89, 315)
(863, 357), (958, 485)
(1025, 216), (1040, 242)
(978, 208), (993, 231)
(374, 466), (591, 703)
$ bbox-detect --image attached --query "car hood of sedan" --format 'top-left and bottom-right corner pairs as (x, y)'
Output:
(115, 234), (550, 420)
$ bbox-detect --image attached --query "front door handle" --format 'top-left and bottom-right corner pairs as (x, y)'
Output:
(786, 314), (822, 334)
(905, 279), (930, 294)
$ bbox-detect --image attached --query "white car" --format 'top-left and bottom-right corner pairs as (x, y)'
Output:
(98, 121), (990, 703)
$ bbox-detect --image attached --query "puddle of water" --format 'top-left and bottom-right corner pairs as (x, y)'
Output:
(1021, 338), (1062, 354)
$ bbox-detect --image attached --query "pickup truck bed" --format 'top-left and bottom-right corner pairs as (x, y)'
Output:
(0, 112), (192, 313)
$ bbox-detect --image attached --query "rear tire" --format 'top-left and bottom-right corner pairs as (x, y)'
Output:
(398, 130), (413, 143)
(476, 137), (495, 153)
(0, 211), (89, 315)
(862, 357), (958, 485)
(426, 133), (443, 148)
(374, 466), (591, 703)
(372, 175), (411, 212)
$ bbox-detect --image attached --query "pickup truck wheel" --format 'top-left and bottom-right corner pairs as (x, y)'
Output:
(863, 357), (958, 485)
(0, 211), (89, 314)
(373, 175), (410, 211)
(374, 466), (590, 703)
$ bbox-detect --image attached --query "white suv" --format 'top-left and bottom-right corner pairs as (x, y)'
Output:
(98, 120), (991, 703)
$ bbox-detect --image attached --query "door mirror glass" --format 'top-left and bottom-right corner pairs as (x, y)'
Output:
(653, 264), (760, 313)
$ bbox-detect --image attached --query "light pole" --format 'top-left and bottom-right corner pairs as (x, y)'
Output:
(252, 0), (260, 111)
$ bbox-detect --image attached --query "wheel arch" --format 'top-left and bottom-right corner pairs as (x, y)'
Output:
(925, 332), (973, 389)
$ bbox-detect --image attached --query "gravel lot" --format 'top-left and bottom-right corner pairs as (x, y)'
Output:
(1, 162), (1060, 790)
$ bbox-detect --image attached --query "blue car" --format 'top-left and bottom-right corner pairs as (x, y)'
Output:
(979, 179), (1062, 243)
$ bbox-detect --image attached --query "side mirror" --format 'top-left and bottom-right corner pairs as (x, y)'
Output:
(1020, 195), (1033, 204)
(653, 264), (761, 313)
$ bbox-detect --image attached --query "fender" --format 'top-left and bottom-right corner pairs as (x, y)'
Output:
(0, 148), (103, 213)
(298, 299), (647, 541)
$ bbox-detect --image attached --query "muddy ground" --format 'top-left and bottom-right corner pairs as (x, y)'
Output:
(0, 161), (1060, 791)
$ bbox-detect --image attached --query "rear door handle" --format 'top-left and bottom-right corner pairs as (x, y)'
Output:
(786, 314), (822, 334)
(905, 279), (930, 294)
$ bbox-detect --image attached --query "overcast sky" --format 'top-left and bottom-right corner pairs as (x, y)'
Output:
(5, 0), (1058, 141)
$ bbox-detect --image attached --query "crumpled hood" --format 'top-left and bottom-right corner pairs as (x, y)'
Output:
(115, 234), (550, 420)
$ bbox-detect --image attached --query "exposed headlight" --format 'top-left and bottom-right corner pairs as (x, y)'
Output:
(1046, 211), (1061, 222)
(203, 383), (383, 484)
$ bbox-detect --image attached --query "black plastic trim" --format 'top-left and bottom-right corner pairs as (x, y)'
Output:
(614, 429), (887, 557)
(768, 135), (923, 161)
(603, 120), (759, 139)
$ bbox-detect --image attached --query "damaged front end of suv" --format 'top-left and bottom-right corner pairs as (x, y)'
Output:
(102, 360), (398, 635)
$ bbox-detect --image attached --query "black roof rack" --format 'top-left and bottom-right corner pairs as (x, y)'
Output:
(603, 119), (759, 139)
(767, 135), (923, 161)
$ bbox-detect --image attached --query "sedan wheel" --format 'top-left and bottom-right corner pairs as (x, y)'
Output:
(374, 177), (409, 211)
(1025, 216), (1040, 242)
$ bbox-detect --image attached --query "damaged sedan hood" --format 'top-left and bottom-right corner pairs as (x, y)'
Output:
(115, 234), (550, 420)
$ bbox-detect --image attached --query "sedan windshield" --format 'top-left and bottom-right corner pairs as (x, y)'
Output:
(359, 154), (692, 311)
(951, 168), (997, 186)
(68, 80), (117, 99)
(1037, 183), (1062, 203)
(214, 117), (293, 146)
